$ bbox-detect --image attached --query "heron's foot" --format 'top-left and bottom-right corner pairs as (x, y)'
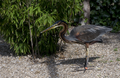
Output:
(84, 62), (88, 72)
(85, 67), (88, 70)
(84, 67), (88, 73)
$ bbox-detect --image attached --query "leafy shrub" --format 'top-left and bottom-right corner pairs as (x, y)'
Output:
(90, 0), (120, 32)
(0, 0), (83, 56)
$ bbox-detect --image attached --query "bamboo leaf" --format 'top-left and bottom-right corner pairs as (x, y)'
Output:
(29, 6), (33, 16)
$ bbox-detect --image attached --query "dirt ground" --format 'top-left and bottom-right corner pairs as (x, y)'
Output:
(0, 32), (120, 78)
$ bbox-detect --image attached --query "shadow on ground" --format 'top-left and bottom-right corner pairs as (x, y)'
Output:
(56, 57), (99, 65)
(0, 35), (16, 56)
(41, 56), (99, 73)
(57, 57), (99, 72)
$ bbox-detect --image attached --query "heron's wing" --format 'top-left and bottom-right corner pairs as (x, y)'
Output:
(69, 25), (112, 42)
(75, 28), (101, 42)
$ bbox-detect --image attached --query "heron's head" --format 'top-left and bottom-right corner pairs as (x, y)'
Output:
(41, 20), (67, 33)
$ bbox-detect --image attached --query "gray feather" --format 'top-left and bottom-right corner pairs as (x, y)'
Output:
(65, 25), (112, 43)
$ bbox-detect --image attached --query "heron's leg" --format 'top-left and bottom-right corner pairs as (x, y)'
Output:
(84, 43), (89, 70)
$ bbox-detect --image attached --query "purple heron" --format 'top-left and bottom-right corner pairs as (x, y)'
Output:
(41, 20), (112, 71)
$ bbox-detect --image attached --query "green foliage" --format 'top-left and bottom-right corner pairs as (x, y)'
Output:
(90, 0), (120, 32)
(114, 48), (118, 51)
(116, 58), (120, 61)
(0, 0), (83, 56)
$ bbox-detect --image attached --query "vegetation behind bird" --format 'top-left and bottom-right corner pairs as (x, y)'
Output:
(0, 0), (119, 56)
(90, 0), (120, 32)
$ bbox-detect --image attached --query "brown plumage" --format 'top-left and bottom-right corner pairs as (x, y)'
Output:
(41, 20), (112, 71)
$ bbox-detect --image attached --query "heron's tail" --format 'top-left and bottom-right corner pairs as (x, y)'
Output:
(102, 26), (112, 33)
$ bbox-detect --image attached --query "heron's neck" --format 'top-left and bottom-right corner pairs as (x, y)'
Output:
(59, 23), (70, 43)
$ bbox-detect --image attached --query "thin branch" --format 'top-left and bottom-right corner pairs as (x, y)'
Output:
(27, 0), (35, 60)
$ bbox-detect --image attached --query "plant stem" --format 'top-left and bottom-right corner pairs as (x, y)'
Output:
(27, 0), (35, 60)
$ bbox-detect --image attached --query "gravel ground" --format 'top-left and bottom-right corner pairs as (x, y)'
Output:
(0, 32), (120, 78)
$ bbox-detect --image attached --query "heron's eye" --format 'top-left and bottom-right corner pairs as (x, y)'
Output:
(57, 21), (62, 25)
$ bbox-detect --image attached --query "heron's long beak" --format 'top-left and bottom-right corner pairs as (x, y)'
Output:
(41, 24), (58, 33)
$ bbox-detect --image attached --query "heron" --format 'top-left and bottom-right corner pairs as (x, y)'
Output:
(41, 20), (112, 71)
